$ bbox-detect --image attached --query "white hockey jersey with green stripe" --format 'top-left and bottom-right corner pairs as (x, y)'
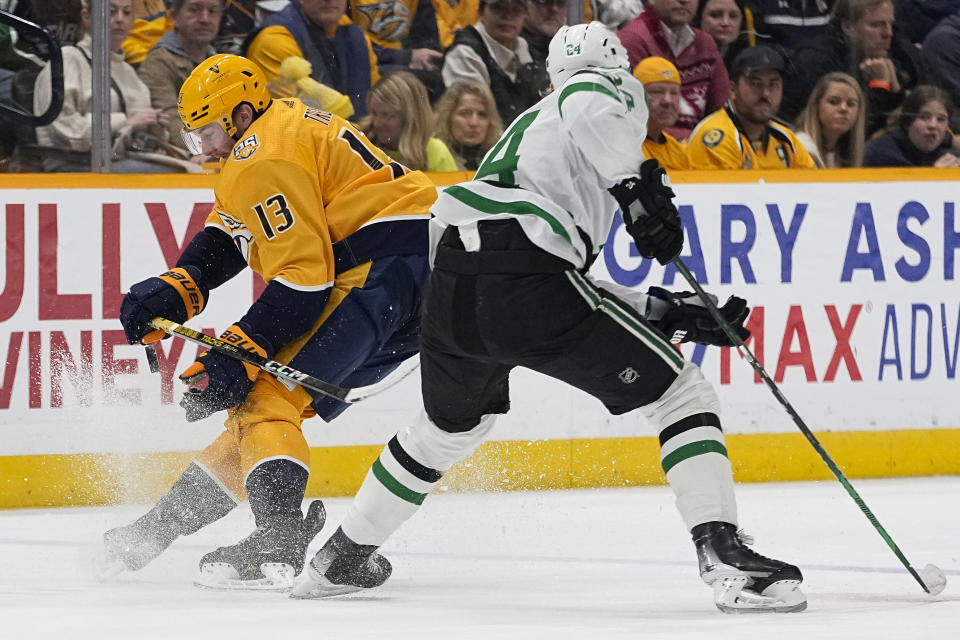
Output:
(430, 67), (649, 270)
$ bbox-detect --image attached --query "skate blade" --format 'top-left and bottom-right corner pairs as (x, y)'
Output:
(194, 562), (296, 592)
(289, 564), (364, 600)
(713, 576), (807, 614)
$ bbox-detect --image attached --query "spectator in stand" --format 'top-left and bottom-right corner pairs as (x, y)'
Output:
(442, 0), (549, 126)
(780, 0), (924, 138)
(348, 0), (444, 101)
(33, 0), (180, 172)
(433, 81), (502, 170)
(922, 9), (960, 125)
(693, 0), (744, 61)
(361, 71), (459, 171)
(256, 0), (290, 23)
(633, 56), (690, 170)
(795, 71), (864, 167)
(138, 0), (222, 161)
(244, 0), (380, 118)
(744, 0), (833, 54)
(687, 45), (815, 169)
(863, 85), (960, 167)
(123, 0), (173, 65)
(521, 0), (566, 64)
(434, 0), (480, 49)
(894, 0), (955, 45)
(617, 0), (730, 138)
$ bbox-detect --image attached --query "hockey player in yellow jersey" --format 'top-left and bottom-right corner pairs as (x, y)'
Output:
(97, 53), (437, 590)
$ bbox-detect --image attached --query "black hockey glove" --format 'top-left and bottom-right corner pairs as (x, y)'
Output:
(120, 266), (207, 344)
(609, 159), (683, 265)
(646, 286), (750, 347)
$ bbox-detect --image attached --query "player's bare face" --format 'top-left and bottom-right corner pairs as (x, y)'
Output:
(480, 3), (527, 47)
(450, 93), (490, 147)
(369, 99), (404, 149)
(644, 82), (681, 132)
(182, 122), (236, 158)
(300, 0), (348, 32)
(732, 69), (782, 125)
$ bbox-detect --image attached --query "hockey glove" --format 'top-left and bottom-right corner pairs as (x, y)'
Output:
(646, 286), (750, 347)
(120, 266), (207, 344)
(178, 325), (268, 422)
(610, 159), (684, 265)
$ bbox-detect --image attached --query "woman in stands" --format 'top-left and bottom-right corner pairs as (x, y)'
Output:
(433, 81), (502, 171)
(361, 71), (459, 172)
(796, 72), (866, 168)
(863, 85), (960, 167)
(32, 0), (181, 172)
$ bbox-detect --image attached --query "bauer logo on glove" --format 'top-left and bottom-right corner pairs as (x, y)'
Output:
(646, 286), (750, 347)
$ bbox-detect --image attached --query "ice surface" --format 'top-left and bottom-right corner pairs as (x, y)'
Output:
(1, 477), (957, 639)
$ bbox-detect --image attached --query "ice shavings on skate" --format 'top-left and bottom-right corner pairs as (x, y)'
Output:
(194, 562), (297, 591)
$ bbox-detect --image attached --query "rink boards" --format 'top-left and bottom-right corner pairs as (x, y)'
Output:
(0, 169), (959, 507)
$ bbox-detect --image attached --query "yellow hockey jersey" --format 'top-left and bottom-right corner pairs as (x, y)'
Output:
(205, 98), (437, 291)
(642, 132), (690, 171)
(686, 105), (815, 170)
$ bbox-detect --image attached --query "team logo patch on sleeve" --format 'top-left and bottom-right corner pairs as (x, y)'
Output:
(233, 134), (261, 161)
(703, 129), (724, 148)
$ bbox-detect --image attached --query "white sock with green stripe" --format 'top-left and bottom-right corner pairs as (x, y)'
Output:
(341, 413), (497, 546)
(641, 361), (738, 529)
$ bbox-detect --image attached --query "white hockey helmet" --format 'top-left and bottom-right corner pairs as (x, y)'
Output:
(546, 21), (630, 87)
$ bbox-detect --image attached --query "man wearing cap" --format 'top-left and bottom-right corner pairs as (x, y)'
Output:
(442, 0), (550, 125)
(633, 56), (690, 171)
(617, 0), (730, 137)
(686, 45), (815, 169)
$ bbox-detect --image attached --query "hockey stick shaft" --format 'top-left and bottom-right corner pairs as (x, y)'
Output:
(671, 258), (932, 593)
(148, 317), (350, 401)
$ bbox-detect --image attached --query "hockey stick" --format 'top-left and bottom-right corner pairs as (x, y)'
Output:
(671, 258), (946, 596)
(146, 317), (419, 403)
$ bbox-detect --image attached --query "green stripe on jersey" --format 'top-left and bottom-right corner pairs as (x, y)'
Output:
(444, 185), (571, 243)
(661, 440), (728, 474)
(372, 458), (428, 505)
(557, 81), (620, 117)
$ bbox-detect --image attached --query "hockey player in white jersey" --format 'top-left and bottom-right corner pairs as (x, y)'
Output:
(291, 22), (807, 613)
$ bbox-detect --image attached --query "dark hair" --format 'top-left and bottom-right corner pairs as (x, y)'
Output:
(897, 85), (954, 130)
(830, 0), (893, 31)
(693, 0), (746, 28)
(170, 0), (224, 13)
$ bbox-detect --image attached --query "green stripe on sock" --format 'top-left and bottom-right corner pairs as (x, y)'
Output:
(372, 458), (427, 505)
(661, 440), (728, 474)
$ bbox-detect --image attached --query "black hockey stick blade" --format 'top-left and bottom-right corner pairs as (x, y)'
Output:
(670, 257), (945, 595)
(144, 344), (160, 374)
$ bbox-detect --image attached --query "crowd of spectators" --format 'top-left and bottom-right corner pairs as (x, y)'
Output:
(2, 0), (960, 172)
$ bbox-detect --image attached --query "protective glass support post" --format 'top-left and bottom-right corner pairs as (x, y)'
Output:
(90, 0), (112, 173)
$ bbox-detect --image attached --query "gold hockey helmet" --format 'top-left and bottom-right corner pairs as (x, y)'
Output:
(178, 54), (271, 141)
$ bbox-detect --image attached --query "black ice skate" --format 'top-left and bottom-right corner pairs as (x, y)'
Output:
(693, 521), (806, 613)
(96, 513), (180, 579)
(290, 527), (393, 599)
(194, 500), (326, 591)
(94, 463), (236, 581)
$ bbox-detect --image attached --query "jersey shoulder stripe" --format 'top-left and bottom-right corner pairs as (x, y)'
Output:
(556, 74), (621, 117)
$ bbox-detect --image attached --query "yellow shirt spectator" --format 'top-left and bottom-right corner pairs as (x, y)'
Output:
(642, 132), (690, 171)
(686, 106), (815, 170)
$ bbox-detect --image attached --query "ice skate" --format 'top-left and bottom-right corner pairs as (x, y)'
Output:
(693, 521), (806, 614)
(94, 516), (178, 580)
(290, 527), (392, 599)
(194, 500), (325, 591)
